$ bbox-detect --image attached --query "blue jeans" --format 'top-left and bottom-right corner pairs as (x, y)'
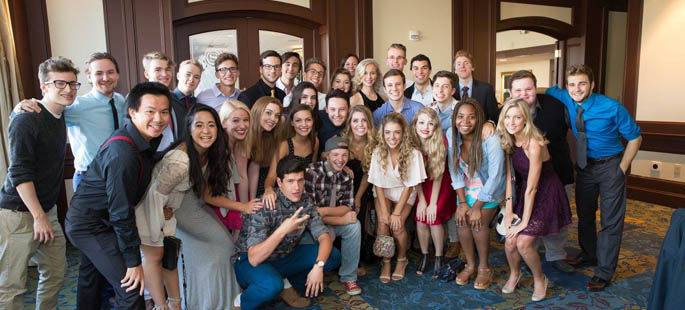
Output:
(234, 244), (341, 310)
(299, 223), (361, 282)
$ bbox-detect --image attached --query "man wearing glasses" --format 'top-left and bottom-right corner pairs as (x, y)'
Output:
(0, 57), (79, 309)
(302, 57), (328, 110)
(386, 43), (413, 88)
(238, 50), (286, 109)
(197, 53), (242, 112)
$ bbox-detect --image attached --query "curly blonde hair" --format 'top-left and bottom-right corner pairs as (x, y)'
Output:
(219, 99), (252, 158)
(248, 97), (283, 165)
(372, 113), (417, 181)
(497, 98), (548, 154)
(409, 107), (445, 180)
(342, 105), (376, 171)
(352, 59), (383, 93)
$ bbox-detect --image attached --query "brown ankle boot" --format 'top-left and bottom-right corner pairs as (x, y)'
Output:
(279, 287), (311, 308)
(445, 242), (461, 258)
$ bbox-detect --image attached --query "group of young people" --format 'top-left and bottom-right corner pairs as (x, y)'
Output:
(0, 41), (641, 310)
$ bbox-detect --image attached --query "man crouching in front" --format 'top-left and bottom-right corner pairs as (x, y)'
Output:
(232, 155), (341, 310)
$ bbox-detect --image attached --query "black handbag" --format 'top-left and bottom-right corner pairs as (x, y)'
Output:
(162, 236), (182, 270)
(436, 258), (465, 282)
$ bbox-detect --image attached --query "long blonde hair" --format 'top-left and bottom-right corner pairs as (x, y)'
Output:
(409, 107), (445, 180)
(372, 113), (417, 181)
(342, 105), (376, 171)
(219, 99), (252, 158)
(497, 98), (548, 154)
(248, 97), (283, 165)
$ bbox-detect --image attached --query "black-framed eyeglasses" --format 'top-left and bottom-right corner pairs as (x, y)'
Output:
(262, 64), (281, 71)
(44, 80), (81, 90)
(216, 67), (239, 74)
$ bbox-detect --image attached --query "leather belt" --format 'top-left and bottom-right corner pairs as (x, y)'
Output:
(587, 153), (622, 165)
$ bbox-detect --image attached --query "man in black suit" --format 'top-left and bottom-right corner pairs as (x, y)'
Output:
(452, 50), (498, 122)
(238, 50), (286, 109)
(141, 51), (187, 150)
(508, 70), (575, 273)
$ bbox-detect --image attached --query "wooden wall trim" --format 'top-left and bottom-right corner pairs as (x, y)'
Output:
(171, 0), (324, 25)
(627, 175), (685, 208)
(499, 0), (575, 7)
(453, 0), (497, 85)
(622, 0), (642, 118)
(497, 17), (578, 39)
(495, 44), (556, 59)
(637, 121), (685, 155)
(9, 0), (51, 99)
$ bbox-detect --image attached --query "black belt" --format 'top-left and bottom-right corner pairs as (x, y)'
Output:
(587, 153), (622, 165)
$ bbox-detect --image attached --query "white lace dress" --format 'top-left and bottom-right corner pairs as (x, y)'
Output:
(136, 149), (191, 247)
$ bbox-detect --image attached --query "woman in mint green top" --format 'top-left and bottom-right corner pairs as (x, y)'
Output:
(446, 99), (505, 290)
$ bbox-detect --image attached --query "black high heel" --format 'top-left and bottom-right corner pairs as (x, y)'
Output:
(416, 254), (429, 275)
(432, 256), (443, 279)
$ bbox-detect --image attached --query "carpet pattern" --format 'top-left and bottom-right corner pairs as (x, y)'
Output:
(22, 198), (674, 309)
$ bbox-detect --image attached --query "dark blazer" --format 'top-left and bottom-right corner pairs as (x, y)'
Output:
(502, 94), (574, 185)
(453, 79), (499, 123)
(170, 98), (187, 141)
(238, 79), (286, 109)
(403, 80), (432, 100)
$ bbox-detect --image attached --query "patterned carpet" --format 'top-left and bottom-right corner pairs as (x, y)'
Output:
(22, 198), (674, 309)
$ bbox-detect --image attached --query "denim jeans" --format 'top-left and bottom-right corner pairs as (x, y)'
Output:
(234, 244), (341, 310)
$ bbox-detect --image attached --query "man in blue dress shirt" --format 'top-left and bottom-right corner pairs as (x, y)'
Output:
(372, 69), (423, 126)
(546, 64), (642, 291)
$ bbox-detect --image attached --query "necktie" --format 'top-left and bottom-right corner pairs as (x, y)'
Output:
(109, 98), (119, 130)
(328, 174), (337, 207)
(575, 106), (587, 169)
(270, 89), (275, 98)
(185, 96), (191, 110)
(461, 86), (469, 99)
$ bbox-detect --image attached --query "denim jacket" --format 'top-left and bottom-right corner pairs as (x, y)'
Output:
(446, 127), (506, 202)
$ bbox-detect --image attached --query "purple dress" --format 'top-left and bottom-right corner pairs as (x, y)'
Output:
(512, 146), (572, 237)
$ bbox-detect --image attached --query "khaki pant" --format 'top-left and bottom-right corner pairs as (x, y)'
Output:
(0, 207), (66, 310)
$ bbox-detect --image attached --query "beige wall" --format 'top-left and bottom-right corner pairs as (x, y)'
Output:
(631, 0), (685, 180)
(635, 0), (685, 122)
(47, 0), (107, 96)
(372, 0), (453, 80)
(496, 30), (556, 52)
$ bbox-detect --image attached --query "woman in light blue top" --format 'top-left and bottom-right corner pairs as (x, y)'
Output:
(446, 98), (505, 290)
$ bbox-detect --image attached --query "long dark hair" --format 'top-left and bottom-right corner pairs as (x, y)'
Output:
(288, 81), (321, 130)
(285, 104), (317, 152)
(451, 98), (485, 178)
(171, 104), (231, 197)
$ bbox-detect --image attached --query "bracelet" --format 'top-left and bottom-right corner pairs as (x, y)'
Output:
(391, 213), (400, 216)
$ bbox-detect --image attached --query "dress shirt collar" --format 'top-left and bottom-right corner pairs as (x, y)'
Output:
(90, 88), (114, 103)
(212, 83), (238, 98)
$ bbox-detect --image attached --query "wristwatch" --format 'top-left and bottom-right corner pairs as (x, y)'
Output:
(314, 260), (325, 268)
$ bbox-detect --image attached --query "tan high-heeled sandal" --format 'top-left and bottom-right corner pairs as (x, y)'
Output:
(474, 268), (493, 290)
(380, 258), (392, 284)
(455, 264), (476, 286)
(391, 257), (409, 281)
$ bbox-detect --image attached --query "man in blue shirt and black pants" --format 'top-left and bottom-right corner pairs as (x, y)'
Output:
(546, 64), (642, 291)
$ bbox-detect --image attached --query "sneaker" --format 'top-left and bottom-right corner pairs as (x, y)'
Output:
(445, 242), (461, 258)
(279, 287), (310, 308)
(342, 281), (362, 295)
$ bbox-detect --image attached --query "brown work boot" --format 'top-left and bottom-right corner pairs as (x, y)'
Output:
(279, 287), (311, 308)
(445, 242), (461, 258)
